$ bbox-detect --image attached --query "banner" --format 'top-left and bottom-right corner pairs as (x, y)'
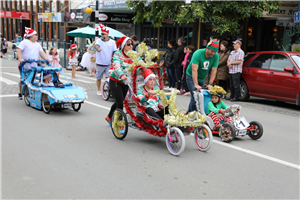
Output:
(38, 13), (63, 22)
(98, 13), (133, 23)
(3, 11), (30, 19)
(64, 9), (95, 23)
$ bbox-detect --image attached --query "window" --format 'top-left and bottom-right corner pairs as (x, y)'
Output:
(291, 55), (300, 69)
(269, 54), (294, 72)
(244, 53), (257, 63)
(248, 54), (272, 69)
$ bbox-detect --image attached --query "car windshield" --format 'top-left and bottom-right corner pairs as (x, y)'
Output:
(291, 55), (300, 69)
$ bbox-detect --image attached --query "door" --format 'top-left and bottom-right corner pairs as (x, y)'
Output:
(244, 54), (273, 95)
(266, 54), (298, 101)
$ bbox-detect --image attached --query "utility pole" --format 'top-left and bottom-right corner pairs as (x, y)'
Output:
(95, 0), (99, 40)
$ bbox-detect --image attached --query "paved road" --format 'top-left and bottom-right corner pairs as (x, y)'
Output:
(1, 55), (299, 199)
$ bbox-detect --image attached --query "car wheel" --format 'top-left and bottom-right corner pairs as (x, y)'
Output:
(240, 80), (250, 101)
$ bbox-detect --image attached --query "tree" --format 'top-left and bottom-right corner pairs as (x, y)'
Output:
(126, 1), (281, 35)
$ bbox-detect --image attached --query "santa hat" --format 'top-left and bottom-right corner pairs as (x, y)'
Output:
(96, 24), (109, 35)
(24, 27), (37, 39)
(43, 73), (52, 80)
(206, 38), (219, 52)
(144, 69), (155, 83)
(70, 44), (77, 49)
(116, 36), (131, 50)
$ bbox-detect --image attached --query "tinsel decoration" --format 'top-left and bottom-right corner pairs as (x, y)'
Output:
(209, 85), (227, 95)
(111, 110), (126, 137)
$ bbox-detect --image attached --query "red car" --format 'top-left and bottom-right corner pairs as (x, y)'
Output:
(240, 51), (300, 106)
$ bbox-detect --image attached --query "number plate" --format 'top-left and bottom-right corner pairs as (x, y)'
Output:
(234, 116), (250, 130)
(63, 103), (72, 108)
(237, 129), (248, 136)
(64, 94), (78, 98)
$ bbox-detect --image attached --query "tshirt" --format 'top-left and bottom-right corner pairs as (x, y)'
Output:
(18, 39), (43, 69)
(95, 38), (116, 65)
(206, 100), (228, 115)
(186, 48), (219, 82)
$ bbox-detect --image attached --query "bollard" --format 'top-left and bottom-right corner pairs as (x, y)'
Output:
(58, 39), (60, 49)
(46, 38), (49, 50)
(70, 40), (72, 45)
(63, 40), (66, 68)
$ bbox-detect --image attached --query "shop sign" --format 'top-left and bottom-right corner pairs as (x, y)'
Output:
(0, 11), (5, 18)
(65, 9), (95, 23)
(38, 13), (63, 22)
(98, 13), (133, 23)
(3, 11), (30, 19)
(263, 6), (297, 18)
(100, 0), (127, 8)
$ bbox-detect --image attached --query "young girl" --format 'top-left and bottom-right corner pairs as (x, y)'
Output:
(48, 47), (62, 78)
(41, 73), (54, 87)
(80, 41), (96, 76)
(181, 45), (195, 96)
(206, 86), (231, 130)
(68, 44), (80, 79)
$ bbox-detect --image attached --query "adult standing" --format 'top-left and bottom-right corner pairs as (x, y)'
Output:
(131, 35), (140, 52)
(105, 36), (142, 125)
(216, 41), (230, 95)
(185, 38), (219, 112)
(160, 39), (176, 89)
(95, 24), (117, 96)
(227, 40), (244, 101)
(174, 37), (186, 91)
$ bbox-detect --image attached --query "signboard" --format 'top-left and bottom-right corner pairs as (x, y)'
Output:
(294, 11), (300, 23)
(263, 6), (297, 18)
(98, 13), (133, 23)
(100, 0), (127, 8)
(38, 13), (63, 22)
(64, 9), (95, 23)
(2, 11), (30, 19)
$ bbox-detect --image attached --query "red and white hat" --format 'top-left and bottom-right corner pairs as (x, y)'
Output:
(116, 36), (131, 50)
(24, 27), (37, 39)
(144, 69), (155, 83)
(96, 24), (109, 35)
(70, 44), (77, 49)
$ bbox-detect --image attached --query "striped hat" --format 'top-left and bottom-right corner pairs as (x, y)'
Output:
(206, 38), (219, 52)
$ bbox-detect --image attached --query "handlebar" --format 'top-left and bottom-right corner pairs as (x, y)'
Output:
(19, 59), (51, 69)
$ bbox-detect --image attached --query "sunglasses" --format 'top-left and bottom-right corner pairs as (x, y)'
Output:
(101, 33), (106, 35)
(126, 43), (133, 46)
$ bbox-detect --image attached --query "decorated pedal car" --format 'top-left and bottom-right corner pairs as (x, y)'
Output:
(194, 86), (263, 143)
(109, 43), (213, 156)
(20, 60), (87, 114)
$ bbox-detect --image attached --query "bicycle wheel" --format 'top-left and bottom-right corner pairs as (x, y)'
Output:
(72, 103), (81, 112)
(248, 121), (263, 140)
(111, 108), (128, 140)
(102, 81), (110, 101)
(166, 127), (186, 156)
(194, 124), (213, 152)
(41, 93), (51, 114)
(23, 85), (30, 106)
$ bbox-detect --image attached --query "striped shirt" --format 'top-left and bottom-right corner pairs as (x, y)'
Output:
(228, 48), (244, 74)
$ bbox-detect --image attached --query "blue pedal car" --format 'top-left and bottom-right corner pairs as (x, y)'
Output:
(20, 60), (87, 114)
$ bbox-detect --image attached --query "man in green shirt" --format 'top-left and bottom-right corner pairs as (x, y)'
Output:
(186, 38), (219, 112)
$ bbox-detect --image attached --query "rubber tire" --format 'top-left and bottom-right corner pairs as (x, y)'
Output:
(240, 80), (250, 101)
(111, 108), (128, 140)
(166, 127), (186, 156)
(41, 94), (51, 114)
(72, 103), (81, 112)
(194, 124), (213, 152)
(248, 121), (263, 140)
(219, 122), (236, 143)
(23, 85), (30, 106)
(102, 81), (110, 101)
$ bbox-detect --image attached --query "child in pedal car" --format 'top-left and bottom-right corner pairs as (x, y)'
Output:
(206, 86), (231, 130)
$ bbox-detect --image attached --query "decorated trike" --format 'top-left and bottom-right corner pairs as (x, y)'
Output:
(194, 88), (263, 143)
(20, 60), (87, 114)
(108, 44), (213, 156)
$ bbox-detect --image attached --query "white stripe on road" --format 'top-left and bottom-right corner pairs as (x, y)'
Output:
(0, 77), (18, 85)
(3, 72), (20, 78)
(1, 93), (299, 170)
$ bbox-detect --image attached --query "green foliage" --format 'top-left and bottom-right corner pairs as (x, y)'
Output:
(126, 1), (281, 35)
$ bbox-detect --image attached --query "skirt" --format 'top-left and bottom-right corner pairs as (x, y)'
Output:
(50, 59), (62, 68)
(81, 52), (96, 72)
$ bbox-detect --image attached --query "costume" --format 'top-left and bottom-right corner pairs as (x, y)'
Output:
(80, 44), (96, 73)
(68, 44), (79, 65)
(48, 53), (62, 68)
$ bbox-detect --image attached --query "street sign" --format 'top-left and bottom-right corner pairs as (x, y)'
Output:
(294, 11), (299, 23)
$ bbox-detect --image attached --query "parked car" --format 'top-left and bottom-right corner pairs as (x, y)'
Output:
(240, 51), (300, 106)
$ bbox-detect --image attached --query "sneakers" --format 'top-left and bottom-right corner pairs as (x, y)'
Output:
(105, 116), (112, 127)
(18, 93), (23, 100)
(97, 91), (102, 96)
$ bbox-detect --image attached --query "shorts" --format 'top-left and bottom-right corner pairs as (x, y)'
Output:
(96, 64), (110, 80)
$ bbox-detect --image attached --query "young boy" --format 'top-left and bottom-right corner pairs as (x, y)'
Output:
(181, 45), (195, 96)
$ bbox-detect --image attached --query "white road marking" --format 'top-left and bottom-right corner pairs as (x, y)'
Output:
(3, 72), (20, 78)
(0, 77), (18, 85)
(1, 93), (299, 170)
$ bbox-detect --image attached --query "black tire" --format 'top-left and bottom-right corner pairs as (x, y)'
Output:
(23, 86), (30, 106)
(194, 124), (213, 152)
(240, 80), (250, 101)
(41, 94), (51, 114)
(248, 121), (263, 140)
(102, 81), (110, 101)
(111, 108), (128, 140)
(72, 103), (81, 112)
(219, 122), (236, 143)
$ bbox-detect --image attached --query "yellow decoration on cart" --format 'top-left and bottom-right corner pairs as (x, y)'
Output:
(112, 110), (126, 137)
(209, 85), (227, 95)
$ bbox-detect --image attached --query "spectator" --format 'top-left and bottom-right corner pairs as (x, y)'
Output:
(0, 36), (4, 58)
(185, 38), (219, 112)
(174, 37), (186, 91)
(181, 45), (195, 96)
(48, 47), (62, 78)
(68, 44), (80, 79)
(216, 41), (230, 96)
(95, 24), (117, 96)
(81, 41), (96, 76)
(159, 39), (176, 90)
(13, 33), (22, 59)
(227, 40), (244, 101)
(131, 35), (140, 52)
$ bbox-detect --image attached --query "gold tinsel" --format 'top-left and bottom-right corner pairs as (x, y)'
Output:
(112, 110), (126, 137)
(209, 85), (227, 95)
